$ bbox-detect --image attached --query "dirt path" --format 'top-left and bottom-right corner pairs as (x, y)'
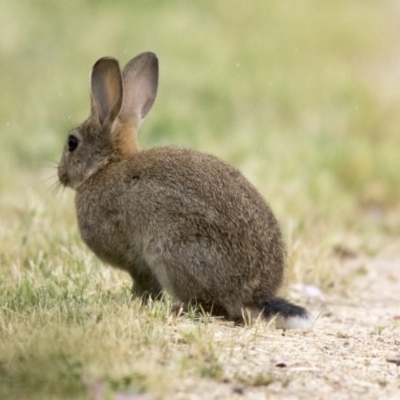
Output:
(173, 255), (400, 399)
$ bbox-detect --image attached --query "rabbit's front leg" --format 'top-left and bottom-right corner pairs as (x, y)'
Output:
(129, 263), (163, 303)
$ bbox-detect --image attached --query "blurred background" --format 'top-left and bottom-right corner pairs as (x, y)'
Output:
(1, 0), (399, 285)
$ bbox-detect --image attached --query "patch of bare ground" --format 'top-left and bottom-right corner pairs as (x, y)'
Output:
(168, 252), (400, 400)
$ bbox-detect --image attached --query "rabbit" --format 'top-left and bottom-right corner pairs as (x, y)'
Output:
(58, 52), (311, 329)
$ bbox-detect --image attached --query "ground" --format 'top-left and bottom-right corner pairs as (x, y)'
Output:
(168, 255), (400, 400)
(1, 195), (400, 400)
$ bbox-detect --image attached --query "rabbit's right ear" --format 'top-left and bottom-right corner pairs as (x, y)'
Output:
(118, 52), (159, 131)
(90, 57), (123, 126)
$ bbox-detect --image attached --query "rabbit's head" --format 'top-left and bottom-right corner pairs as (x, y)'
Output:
(58, 52), (158, 189)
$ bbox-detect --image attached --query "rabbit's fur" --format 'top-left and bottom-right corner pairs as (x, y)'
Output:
(58, 52), (310, 328)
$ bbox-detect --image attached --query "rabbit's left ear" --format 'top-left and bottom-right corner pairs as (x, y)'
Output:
(118, 52), (159, 130)
(90, 57), (123, 126)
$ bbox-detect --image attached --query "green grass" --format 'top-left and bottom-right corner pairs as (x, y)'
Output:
(1, 0), (400, 398)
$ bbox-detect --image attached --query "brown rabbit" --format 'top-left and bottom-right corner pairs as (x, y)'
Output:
(58, 52), (310, 329)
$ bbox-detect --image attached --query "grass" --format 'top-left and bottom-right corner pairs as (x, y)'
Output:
(1, 0), (400, 399)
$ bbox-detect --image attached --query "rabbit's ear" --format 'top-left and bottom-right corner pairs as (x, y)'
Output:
(90, 57), (123, 126)
(119, 52), (158, 129)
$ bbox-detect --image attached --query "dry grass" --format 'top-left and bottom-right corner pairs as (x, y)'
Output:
(1, 1), (400, 399)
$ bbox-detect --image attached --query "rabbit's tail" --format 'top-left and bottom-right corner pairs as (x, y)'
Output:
(262, 297), (311, 329)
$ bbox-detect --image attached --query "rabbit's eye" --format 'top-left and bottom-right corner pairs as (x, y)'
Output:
(68, 134), (79, 152)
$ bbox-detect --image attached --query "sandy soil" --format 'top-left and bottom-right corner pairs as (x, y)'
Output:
(171, 254), (400, 400)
